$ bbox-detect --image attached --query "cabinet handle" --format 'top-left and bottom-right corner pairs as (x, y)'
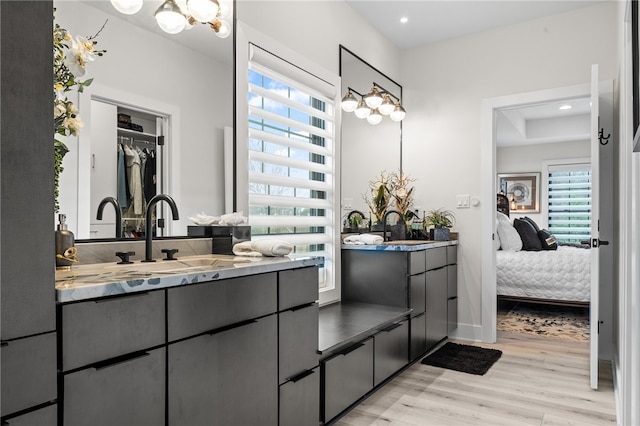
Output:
(340, 342), (364, 356)
(289, 369), (315, 383)
(287, 302), (316, 313)
(207, 319), (258, 336)
(94, 291), (150, 303)
(93, 351), (150, 370)
(0, 341), (8, 348)
(380, 322), (403, 333)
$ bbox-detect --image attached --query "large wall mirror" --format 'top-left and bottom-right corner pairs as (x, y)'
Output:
(339, 46), (402, 224)
(55, 0), (233, 240)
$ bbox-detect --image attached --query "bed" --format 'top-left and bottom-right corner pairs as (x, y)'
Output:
(496, 246), (591, 306)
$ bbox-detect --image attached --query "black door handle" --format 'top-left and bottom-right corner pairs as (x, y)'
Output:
(600, 240), (610, 246)
(592, 238), (610, 248)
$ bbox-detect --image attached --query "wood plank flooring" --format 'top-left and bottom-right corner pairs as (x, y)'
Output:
(335, 332), (616, 426)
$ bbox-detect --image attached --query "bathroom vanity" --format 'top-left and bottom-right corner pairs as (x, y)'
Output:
(55, 255), (322, 426)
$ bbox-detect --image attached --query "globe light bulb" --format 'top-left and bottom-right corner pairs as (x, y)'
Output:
(367, 109), (383, 125)
(364, 86), (383, 109)
(187, 0), (219, 23)
(354, 100), (371, 119)
(110, 0), (143, 15)
(378, 94), (395, 116)
(390, 102), (406, 122)
(155, 0), (187, 34)
(341, 90), (358, 112)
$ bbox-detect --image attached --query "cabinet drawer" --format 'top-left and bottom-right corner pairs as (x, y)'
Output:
(167, 273), (277, 341)
(425, 247), (447, 270)
(409, 273), (426, 316)
(279, 267), (319, 310)
(63, 347), (165, 426)
(279, 303), (319, 383)
(447, 264), (457, 299)
(374, 321), (408, 386)
(279, 367), (320, 426)
(410, 313), (426, 361)
(1, 332), (56, 416)
(448, 298), (458, 334)
(408, 250), (426, 275)
(2, 404), (56, 426)
(62, 290), (165, 371)
(322, 338), (373, 422)
(446, 245), (457, 265)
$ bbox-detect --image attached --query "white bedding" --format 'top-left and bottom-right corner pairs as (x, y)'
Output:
(496, 246), (590, 302)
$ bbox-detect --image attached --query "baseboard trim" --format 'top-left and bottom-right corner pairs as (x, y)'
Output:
(449, 323), (483, 342)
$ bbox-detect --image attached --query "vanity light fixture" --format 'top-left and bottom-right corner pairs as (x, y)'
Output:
(111, 0), (232, 37)
(341, 89), (359, 112)
(110, 0), (143, 15)
(342, 83), (406, 124)
(367, 109), (383, 125)
(363, 85), (383, 109)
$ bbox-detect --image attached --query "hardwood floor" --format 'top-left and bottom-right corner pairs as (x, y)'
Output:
(335, 332), (617, 426)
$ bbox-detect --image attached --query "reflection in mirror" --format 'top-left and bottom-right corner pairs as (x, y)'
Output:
(55, 0), (233, 240)
(339, 46), (402, 228)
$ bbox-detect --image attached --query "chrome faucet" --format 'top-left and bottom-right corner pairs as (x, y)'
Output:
(142, 194), (180, 262)
(382, 210), (401, 242)
(96, 196), (123, 239)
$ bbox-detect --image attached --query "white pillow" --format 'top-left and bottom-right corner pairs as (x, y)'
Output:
(494, 218), (501, 250)
(496, 212), (522, 252)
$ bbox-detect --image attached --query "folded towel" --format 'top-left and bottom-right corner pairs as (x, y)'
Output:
(233, 239), (293, 257)
(343, 234), (384, 245)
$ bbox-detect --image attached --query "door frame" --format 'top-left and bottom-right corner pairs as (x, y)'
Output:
(480, 83), (592, 344)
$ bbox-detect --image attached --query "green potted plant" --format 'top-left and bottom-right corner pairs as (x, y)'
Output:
(363, 171), (392, 231)
(424, 208), (456, 241)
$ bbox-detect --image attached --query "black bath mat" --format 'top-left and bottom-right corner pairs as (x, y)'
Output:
(421, 342), (502, 375)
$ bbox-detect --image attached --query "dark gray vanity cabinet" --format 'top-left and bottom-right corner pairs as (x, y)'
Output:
(59, 291), (166, 425)
(322, 338), (374, 422)
(374, 320), (409, 386)
(447, 246), (458, 333)
(278, 267), (320, 426)
(168, 315), (279, 426)
(425, 266), (448, 349)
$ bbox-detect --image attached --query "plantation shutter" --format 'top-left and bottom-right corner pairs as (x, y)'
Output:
(547, 163), (592, 243)
(247, 43), (336, 287)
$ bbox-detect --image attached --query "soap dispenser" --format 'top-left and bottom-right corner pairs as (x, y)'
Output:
(55, 213), (77, 270)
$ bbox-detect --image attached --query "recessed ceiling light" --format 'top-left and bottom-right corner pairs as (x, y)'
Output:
(559, 104), (572, 110)
(400, 17), (408, 24)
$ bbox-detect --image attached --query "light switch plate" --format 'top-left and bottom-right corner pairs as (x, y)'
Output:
(342, 198), (353, 210)
(456, 194), (470, 208)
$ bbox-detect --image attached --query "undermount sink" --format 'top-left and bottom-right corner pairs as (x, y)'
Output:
(104, 256), (251, 274)
(175, 257), (250, 268)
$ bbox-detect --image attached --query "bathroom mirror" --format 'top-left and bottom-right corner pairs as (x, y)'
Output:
(339, 46), (402, 225)
(55, 0), (233, 239)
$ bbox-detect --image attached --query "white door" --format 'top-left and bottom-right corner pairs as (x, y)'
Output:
(589, 64), (600, 390)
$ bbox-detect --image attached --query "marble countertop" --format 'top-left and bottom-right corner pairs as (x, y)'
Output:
(341, 239), (458, 251)
(55, 254), (323, 303)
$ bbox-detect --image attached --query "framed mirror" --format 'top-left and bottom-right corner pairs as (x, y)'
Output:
(339, 45), (403, 226)
(55, 0), (233, 239)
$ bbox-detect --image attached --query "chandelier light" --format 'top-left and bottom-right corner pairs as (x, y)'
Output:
(110, 0), (233, 36)
(341, 83), (406, 125)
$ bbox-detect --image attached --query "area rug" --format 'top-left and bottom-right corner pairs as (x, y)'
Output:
(497, 303), (589, 342)
(421, 342), (502, 375)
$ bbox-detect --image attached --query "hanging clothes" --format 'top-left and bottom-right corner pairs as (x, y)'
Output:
(123, 144), (143, 215)
(144, 149), (156, 205)
(117, 144), (128, 209)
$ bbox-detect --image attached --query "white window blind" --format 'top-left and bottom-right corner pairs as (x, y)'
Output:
(247, 44), (336, 288)
(547, 163), (591, 243)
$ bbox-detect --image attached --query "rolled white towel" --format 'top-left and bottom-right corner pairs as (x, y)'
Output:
(343, 233), (383, 245)
(233, 239), (293, 257)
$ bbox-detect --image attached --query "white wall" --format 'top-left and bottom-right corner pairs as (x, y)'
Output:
(55, 1), (232, 236)
(400, 2), (619, 337)
(496, 140), (590, 226)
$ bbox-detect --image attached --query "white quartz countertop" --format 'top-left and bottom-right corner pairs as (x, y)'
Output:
(55, 254), (323, 303)
(341, 239), (458, 251)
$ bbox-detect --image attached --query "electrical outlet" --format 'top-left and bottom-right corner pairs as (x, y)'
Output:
(456, 194), (470, 209)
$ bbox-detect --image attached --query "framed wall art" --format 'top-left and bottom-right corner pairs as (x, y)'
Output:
(497, 172), (540, 213)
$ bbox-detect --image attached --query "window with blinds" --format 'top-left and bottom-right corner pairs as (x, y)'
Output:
(547, 164), (592, 243)
(247, 46), (336, 288)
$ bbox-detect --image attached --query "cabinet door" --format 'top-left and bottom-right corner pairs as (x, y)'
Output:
(425, 247), (447, 271)
(168, 314), (278, 426)
(409, 272), (426, 316)
(410, 312), (427, 361)
(374, 321), (408, 386)
(425, 267), (448, 350)
(2, 404), (56, 426)
(279, 303), (319, 384)
(63, 348), (165, 426)
(447, 264), (457, 299)
(322, 338), (374, 422)
(62, 290), (165, 371)
(279, 367), (320, 426)
(1, 332), (56, 417)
